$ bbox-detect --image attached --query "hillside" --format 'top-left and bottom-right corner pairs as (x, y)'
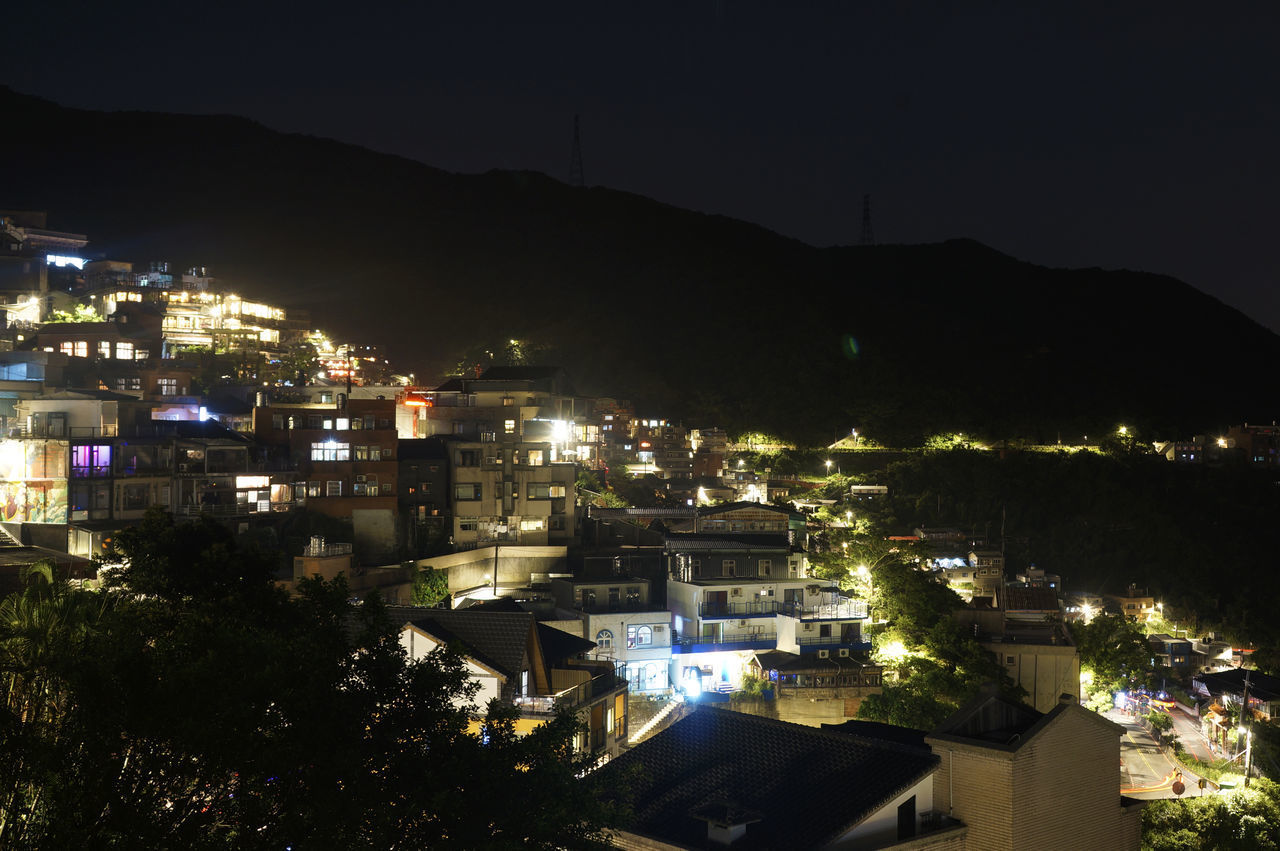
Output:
(2, 85), (1277, 444)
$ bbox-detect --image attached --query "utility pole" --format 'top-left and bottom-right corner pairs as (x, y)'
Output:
(1242, 670), (1254, 786)
(569, 114), (585, 187)
(859, 194), (875, 245)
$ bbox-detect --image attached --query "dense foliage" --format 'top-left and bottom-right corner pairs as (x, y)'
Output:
(0, 509), (620, 848)
(1142, 779), (1280, 850)
(856, 561), (1022, 729)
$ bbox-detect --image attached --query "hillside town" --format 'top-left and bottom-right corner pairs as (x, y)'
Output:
(3, 211), (1279, 849)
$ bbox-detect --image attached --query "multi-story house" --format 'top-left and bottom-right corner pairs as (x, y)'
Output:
(445, 435), (577, 549)
(396, 607), (630, 757)
(549, 576), (673, 693)
(251, 397), (398, 558)
(628, 419), (692, 479)
(397, 437), (450, 557)
(0, 391), (294, 535)
(664, 536), (870, 694)
(1105, 583), (1156, 622)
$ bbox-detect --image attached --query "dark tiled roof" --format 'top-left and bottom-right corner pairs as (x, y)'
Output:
(663, 533), (791, 552)
(1003, 586), (1060, 611)
(928, 690), (1121, 752)
(822, 719), (930, 750)
(752, 650), (874, 673)
(1196, 668), (1280, 703)
(699, 501), (802, 519)
(401, 609), (534, 679)
(536, 622), (595, 663)
(593, 706), (938, 849)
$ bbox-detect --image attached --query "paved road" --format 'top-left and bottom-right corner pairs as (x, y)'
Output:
(1166, 705), (1215, 763)
(1107, 709), (1185, 799)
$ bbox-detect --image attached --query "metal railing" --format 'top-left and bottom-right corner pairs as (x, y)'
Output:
(783, 599), (869, 620)
(796, 634), (867, 647)
(673, 631), (777, 650)
(699, 600), (782, 617)
(512, 669), (627, 715)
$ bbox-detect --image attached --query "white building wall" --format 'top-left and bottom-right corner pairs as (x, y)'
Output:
(831, 774), (935, 849)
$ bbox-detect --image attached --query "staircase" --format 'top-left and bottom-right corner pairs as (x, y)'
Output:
(628, 698), (684, 745)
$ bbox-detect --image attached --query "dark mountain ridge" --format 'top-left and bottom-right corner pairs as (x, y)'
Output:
(2, 85), (1276, 444)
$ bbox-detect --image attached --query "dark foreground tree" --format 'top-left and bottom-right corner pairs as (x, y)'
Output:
(0, 509), (621, 848)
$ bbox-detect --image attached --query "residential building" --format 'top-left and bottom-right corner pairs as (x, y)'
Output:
(1105, 583), (1157, 622)
(550, 576), (673, 693)
(397, 607), (629, 756)
(445, 435), (577, 549)
(251, 397), (398, 558)
(397, 437), (449, 557)
(1148, 633), (1193, 671)
(592, 706), (960, 849)
(1193, 668), (1280, 723)
(925, 691), (1144, 850)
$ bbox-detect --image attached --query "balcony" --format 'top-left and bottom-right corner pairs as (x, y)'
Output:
(699, 600), (782, 618)
(174, 501), (297, 518)
(672, 631), (777, 654)
(795, 635), (872, 651)
(512, 666), (627, 715)
(782, 599), (869, 620)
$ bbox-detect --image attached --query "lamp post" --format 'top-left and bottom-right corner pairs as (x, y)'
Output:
(824, 459), (832, 476)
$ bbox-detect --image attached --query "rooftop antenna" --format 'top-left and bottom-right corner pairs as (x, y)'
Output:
(860, 194), (875, 245)
(569, 114), (585, 187)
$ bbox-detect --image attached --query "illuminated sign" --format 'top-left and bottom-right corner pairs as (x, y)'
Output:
(46, 255), (86, 270)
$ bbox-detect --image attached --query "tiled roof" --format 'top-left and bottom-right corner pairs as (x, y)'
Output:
(401, 609), (534, 679)
(663, 533), (791, 552)
(536, 622), (595, 663)
(593, 706), (938, 849)
(1003, 586), (1060, 611)
(699, 501), (802, 519)
(1196, 668), (1280, 703)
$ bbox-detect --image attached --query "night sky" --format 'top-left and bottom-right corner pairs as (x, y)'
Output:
(5, 3), (1279, 330)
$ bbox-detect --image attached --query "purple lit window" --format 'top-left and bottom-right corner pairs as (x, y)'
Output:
(71, 444), (111, 477)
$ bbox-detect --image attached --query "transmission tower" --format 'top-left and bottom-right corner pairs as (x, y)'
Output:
(860, 194), (875, 245)
(569, 114), (585, 187)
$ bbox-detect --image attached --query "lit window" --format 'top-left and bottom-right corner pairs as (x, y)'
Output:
(627, 625), (653, 648)
(504, 419), (516, 434)
(325, 480), (342, 496)
(520, 518), (545, 532)
(116, 341), (134, 359)
(97, 341), (111, 358)
(157, 378), (178, 396)
(71, 444), (111, 477)
(311, 441), (350, 461)
(454, 483), (481, 500)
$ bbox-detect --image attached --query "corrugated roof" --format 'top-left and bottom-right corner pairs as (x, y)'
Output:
(402, 610), (534, 679)
(593, 706), (938, 849)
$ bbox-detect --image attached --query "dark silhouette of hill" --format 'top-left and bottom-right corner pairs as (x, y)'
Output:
(2, 85), (1276, 444)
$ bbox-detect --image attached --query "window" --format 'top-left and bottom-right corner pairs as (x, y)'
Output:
(519, 518), (545, 532)
(325, 480), (342, 496)
(73, 341), (88, 357)
(504, 419), (516, 434)
(454, 483), (481, 500)
(595, 629), (614, 650)
(627, 625), (653, 648)
(759, 559), (772, 576)
(121, 483), (150, 510)
(335, 417), (349, 430)
(459, 519), (478, 532)
(71, 445), (111, 477)
(519, 669), (529, 697)
(526, 449), (544, 466)
(272, 414), (284, 430)
(115, 377), (141, 392)
(502, 396), (514, 407)
(311, 441), (350, 461)
(307, 415), (323, 429)
(721, 559), (736, 578)
(97, 341), (112, 358)
(354, 445), (375, 461)
(549, 516), (565, 531)
(306, 482), (321, 498)
(457, 449), (480, 467)
(158, 377), (177, 396)
(59, 341), (73, 356)
(116, 341), (134, 359)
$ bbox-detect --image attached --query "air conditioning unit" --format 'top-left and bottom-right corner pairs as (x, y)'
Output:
(738, 620), (748, 628)
(817, 649), (829, 659)
(355, 475), (366, 483)
(838, 648), (850, 658)
(731, 588), (742, 597)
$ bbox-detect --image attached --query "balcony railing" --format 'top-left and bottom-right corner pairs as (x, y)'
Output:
(174, 501), (297, 518)
(783, 599), (869, 620)
(796, 635), (870, 648)
(699, 600), (782, 618)
(512, 669), (627, 715)
(672, 631), (777, 653)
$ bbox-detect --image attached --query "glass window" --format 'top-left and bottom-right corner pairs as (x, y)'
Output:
(627, 625), (653, 648)
(595, 629), (613, 650)
(310, 442), (350, 461)
(504, 419), (516, 434)
(116, 341), (134, 359)
(454, 483), (481, 500)
(158, 377), (177, 396)
(325, 480), (342, 496)
(71, 445), (111, 477)
(97, 341), (112, 358)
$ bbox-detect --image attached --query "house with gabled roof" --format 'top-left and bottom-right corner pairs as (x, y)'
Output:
(924, 690), (1144, 850)
(592, 705), (962, 849)
(396, 606), (630, 756)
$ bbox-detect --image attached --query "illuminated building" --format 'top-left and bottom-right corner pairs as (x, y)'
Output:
(397, 607), (629, 756)
(550, 577), (673, 693)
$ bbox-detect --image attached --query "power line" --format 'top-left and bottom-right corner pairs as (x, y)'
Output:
(569, 114), (585, 187)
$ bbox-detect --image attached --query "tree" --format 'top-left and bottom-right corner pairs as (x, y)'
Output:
(411, 566), (450, 606)
(2, 512), (622, 848)
(1069, 613), (1151, 709)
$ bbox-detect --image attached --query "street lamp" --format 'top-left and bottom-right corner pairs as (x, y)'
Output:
(824, 459), (832, 475)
